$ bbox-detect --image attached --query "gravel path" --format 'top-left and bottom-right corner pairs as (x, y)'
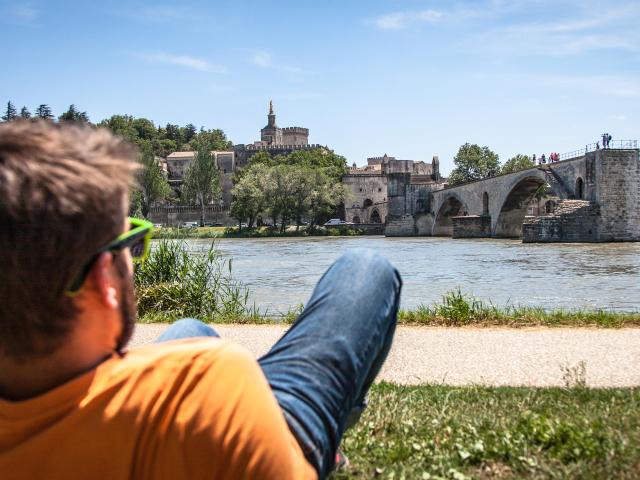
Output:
(131, 324), (640, 388)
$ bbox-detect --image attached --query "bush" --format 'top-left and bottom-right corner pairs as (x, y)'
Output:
(134, 239), (260, 322)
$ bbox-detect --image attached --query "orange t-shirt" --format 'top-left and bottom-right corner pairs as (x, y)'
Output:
(0, 338), (317, 480)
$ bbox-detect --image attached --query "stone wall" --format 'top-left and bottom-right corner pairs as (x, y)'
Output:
(452, 215), (491, 238)
(594, 149), (640, 241)
(148, 206), (234, 227)
(342, 174), (388, 224)
(522, 200), (600, 243)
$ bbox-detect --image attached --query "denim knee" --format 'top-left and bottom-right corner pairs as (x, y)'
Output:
(155, 318), (219, 343)
(340, 248), (395, 275)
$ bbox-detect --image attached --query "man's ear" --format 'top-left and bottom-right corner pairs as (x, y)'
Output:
(86, 252), (119, 310)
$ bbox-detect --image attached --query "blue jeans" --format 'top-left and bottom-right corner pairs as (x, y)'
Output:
(156, 249), (402, 479)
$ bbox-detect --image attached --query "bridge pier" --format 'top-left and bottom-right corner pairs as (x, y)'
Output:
(452, 215), (491, 238)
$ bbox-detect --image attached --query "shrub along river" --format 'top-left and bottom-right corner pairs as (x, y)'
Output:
(178, 237), (640, 315)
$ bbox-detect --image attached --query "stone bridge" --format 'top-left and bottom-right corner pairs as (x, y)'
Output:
(386, 147), (640, 242)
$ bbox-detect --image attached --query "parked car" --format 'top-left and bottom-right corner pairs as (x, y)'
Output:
(323, 219), (353, 226)
(181, 221), (199, 228)
(153, 223), (163, 229)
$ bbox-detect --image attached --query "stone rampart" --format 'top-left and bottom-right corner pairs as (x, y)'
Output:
(148, 206), (234, 227)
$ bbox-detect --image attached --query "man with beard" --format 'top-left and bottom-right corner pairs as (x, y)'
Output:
(0, 121), (401, 480)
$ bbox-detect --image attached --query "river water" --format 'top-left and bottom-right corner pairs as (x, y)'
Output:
(183, 237), (640, 314)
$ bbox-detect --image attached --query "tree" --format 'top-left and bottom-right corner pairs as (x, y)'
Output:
(2, 101), (17, 121)
(447, 143), (500, 186)
(230, 163), (271, 228)
(183, 123), (197, 144)
(99, 115), (138, 142)
(136, 143), (172, 218)
(501, 154), (534, 174)
(163, 123), (183, 145)
(59, 104), (89, 123)
(35, 104), (54, 120)
(182, 141), (221, 226)
(189, 128), (231, 151)
(19, 106), (31, 119)
(132, 118), (157, 140)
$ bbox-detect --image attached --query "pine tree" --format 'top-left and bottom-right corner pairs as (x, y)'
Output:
(59, 104), (89, 123)
(20, 106), (31, 119)
(183, 123), (197, 143)
(2, 101), (17, 121)
(35, 104), (54, 120)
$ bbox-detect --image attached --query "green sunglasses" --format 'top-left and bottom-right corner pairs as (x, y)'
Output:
(66, 217), (154, 295)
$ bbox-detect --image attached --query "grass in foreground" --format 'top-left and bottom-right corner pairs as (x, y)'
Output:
(397, 289), (640, 328)
(333, 383), (640, 479)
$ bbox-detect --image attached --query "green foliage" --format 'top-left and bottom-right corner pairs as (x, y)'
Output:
(2, 101), (17, 121)
(35, 104), (54, 120)
(448, 143), (500, 186)
(231, 149), (348, 232)
(98, 115), (232, 160)
(19, 106), (31, 119)
(502, 154), (534, 174)
(58, 104), (89, 123)
(230, 162), (271, 228)
(136, 143), (172, 218)
(188, 127), (232, 151)
(397, 288), (640, 327)
(248, 147), (347, 183)
(334, 383), (640, 479)
(182, 140), (221, 225)
(135, 240), (260, 323)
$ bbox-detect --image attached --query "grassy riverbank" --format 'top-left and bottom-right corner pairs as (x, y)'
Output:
(151, 225), (364, 239)
(135, 240), (640, 328)
(333, 382), (640, 479)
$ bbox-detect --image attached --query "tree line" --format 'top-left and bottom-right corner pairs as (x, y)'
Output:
(447, 143), (535, 186)
(1, 100), (231, 219)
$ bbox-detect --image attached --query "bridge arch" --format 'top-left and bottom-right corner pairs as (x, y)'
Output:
(433, 193), (468, 236)
(370, 208), (382, 224)
(494, 175), (546, 238)
(363, 198), (373, 208)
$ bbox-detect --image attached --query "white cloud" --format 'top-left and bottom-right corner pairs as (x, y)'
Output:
(252, 50), (303, 75)
(373, 9), (442, 30)
(138, 53), (227, 73)
(253, 51), (273, 68)
(1, 1), (40, 26)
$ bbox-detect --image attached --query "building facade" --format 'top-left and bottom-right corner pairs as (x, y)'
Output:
(343, 154), (444, 224)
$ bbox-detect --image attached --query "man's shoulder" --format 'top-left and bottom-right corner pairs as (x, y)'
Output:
(117, 337), (253, 375)
(94, 338), (257, 399)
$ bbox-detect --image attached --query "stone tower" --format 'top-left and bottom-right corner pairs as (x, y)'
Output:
(261, 100), (283, 145)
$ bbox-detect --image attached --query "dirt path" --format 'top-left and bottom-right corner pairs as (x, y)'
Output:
(131, 324), (640, 388)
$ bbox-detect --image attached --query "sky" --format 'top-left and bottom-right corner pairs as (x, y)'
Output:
(1, 0), (638, 174)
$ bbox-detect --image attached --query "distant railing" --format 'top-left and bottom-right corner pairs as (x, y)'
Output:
(558, 140), (638, 161)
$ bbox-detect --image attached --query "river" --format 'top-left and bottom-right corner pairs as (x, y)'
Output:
(182, 237), (640, 314)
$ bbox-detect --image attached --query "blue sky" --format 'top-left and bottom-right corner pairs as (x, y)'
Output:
(1, 0), (638, 173)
